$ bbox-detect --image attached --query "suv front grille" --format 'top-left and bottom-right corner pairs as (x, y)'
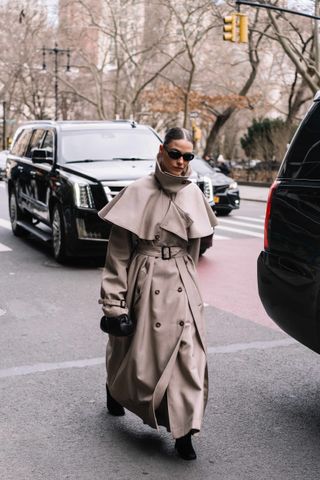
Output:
(102, 180), (133, 202)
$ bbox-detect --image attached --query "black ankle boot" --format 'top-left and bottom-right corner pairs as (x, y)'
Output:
(106, 385), (125, 416)
(175, 432), (197, 460)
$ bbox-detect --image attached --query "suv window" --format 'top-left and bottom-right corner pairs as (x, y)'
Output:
(280, 101), (320, 180)
(42, 130), (54, 160)
(11, 128), (33, 157)
(26, 129), (46, 158)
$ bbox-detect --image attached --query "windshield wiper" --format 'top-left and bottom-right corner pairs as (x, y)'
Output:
(66, 159), (108, 164)
(112, 157), (153, 161)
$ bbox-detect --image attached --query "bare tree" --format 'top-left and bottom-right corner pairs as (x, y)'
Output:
(59, 0), (188, 120)
(0, 0), (56, 131)
(157, 0), (216, 127)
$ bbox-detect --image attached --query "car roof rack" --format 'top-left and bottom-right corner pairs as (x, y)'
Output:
(17, 119), (140, 127)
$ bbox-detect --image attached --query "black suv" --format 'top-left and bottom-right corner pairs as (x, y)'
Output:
(5, 121), (215, 261)
(258, 92), (320, 354)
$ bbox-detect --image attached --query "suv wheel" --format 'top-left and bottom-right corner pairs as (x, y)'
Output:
(51, 204), (67, 262)
(9, 189), (29, 236)
(216, 208), (232, 216)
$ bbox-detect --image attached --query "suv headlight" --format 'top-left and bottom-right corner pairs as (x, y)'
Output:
(73, 183), (95, 209)
(228, 181), (238, 191)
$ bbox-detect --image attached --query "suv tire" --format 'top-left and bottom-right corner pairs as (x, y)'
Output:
(51, 203), (67, 262)
(216, 208), (231, 216)
(9, 189), (29, 236)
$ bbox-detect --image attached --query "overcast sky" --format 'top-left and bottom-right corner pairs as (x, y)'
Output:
(43, 0), (317, 23)
(287, 0), (315, 14)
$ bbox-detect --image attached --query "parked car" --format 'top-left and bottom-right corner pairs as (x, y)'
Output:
(258, 91), (320, 354)
(5, 120), (215, 261)
(191, 157), (240, 215)
(0, 149), (9, 180)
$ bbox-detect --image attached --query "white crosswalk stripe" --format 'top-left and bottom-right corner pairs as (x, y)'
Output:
(235, 216), (265, 224)
(0, 242), (11, 252)
(0, 182), (5, 189)
(218, 219), (263, 230)
(214, 234), (230, 240)
(216, 224), (264, 238)
(0, 217), (12, 252)
(0, 218), (11, 230)
(212, 214), (266, 239)
(212, 214), (266, 240)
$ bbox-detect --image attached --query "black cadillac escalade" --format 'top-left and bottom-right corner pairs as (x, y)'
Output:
(258, 91), (320, 354)
(5, 120), (215, 261)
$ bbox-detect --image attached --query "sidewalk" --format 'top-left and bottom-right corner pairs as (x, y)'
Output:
(239, 184), (270, 203)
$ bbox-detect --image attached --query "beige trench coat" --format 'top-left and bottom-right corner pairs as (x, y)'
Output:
(98, 162), (217, 438)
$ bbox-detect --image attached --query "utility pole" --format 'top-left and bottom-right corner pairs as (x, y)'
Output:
(42, 43), (71, 121)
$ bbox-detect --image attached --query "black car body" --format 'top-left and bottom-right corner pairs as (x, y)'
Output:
(258, 92), (320, 354)
(191, 158), (240, 215)
(5, 121), (215, 261)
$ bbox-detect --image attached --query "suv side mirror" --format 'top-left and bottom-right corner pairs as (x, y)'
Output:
(31, 148), (52, 163)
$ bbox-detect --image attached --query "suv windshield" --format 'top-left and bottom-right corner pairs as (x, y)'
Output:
(61, 128), (161, 164)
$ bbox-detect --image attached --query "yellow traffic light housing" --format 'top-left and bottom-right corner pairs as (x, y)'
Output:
(223, 14), (236, 42)
(238, 14), (248, 43)
(223, 13), (248, 43)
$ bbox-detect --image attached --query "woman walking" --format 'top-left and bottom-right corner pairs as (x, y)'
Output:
(98, 127), (217, 460)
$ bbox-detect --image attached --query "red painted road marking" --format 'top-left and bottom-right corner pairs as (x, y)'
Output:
(198, 238), (280, 331)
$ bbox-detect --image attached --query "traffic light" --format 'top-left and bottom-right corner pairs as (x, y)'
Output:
(223, 13), (248, 43)
(238, 13), (248, 43)
(191, 121), (202, 143)
(223, 14), (236, 42)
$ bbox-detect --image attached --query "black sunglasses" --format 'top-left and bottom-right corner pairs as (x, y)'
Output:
(164, 145), (194, 162)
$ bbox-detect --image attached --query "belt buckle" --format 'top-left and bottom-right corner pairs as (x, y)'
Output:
(161, 246), (171, 260)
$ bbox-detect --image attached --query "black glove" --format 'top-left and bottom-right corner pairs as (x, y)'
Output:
(100, 314), (134, 337)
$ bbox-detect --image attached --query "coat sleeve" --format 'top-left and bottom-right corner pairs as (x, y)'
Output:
(99, 225), (134, 317)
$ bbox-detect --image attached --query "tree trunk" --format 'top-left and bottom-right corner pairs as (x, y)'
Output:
(203, 16), (262, 157)
(204, 63), (258, 157)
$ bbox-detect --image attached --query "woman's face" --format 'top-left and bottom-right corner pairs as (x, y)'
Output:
(159, 139), (194, 176)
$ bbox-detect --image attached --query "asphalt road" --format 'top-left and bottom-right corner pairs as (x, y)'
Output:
(0, 182), (320, 480)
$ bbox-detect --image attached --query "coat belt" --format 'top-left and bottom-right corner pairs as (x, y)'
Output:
(136, 245), (188, 260)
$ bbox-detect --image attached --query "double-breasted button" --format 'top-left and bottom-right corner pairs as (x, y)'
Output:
(155, 234), (160, 241)
(155, 322), (161, 328)
(179, 321), (184, 327)
(155, 290), (160, 295)
(177, 287), (183, 292)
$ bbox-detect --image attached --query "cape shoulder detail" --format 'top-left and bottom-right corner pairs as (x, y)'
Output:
(98, 174), (218, 240)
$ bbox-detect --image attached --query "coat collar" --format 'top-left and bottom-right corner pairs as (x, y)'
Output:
(154, 161), (192, 194)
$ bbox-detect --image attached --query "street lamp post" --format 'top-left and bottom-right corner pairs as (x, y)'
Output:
(42, 43), (71, 121)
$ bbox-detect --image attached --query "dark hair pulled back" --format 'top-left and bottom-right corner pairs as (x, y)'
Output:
(163, 127), (193, 146)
